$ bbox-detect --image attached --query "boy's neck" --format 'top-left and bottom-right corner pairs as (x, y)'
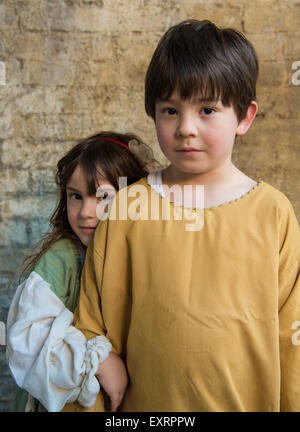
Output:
(161, 163), (257, 208)
(162, 161), (240, 188)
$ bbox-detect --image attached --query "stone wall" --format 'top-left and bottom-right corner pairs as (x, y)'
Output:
(0, 0), (299, 411)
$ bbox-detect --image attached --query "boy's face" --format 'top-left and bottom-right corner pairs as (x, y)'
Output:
(155, 90), (250, 179)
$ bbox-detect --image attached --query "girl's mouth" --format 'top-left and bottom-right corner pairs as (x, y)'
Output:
(80, 227), (96, 233)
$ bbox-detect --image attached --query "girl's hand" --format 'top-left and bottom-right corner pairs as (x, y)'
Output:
(95, 351), (129, 412)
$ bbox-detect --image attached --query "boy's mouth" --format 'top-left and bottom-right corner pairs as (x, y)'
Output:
(177, 147), (204, 155)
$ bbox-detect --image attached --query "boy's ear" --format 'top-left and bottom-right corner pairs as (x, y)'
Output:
(236, 101), (258, 136)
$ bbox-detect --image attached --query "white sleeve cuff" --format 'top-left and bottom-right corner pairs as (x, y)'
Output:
(77, 336), (112, 407)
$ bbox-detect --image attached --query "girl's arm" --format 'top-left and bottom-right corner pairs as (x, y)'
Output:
(6, 270), (112, 412)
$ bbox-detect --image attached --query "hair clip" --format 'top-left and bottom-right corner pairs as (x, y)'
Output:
(128, 139), (163, 172)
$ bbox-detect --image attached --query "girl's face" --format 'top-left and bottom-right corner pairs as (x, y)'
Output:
(66, 164), (115, 247)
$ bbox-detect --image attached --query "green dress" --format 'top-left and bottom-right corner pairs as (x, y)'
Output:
(11, 238), (84, 412)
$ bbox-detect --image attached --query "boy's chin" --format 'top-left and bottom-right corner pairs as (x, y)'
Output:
(169, 162), (211, 177)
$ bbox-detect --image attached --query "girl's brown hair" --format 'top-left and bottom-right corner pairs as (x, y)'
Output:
(18, 131), (148, 282)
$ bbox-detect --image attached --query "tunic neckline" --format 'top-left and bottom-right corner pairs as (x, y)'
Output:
(146, 171), (264, 211)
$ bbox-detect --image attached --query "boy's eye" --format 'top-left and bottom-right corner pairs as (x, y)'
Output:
(164, 107), (177, 115)
(202, 107), (215, 115)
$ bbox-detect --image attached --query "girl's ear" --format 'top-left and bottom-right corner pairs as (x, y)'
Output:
(236, 101), (258, 136)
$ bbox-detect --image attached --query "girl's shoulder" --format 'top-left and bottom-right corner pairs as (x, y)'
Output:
(43, 238), (81, 263)
(32, 238), (83, 307)
(34, 237), (82, 276)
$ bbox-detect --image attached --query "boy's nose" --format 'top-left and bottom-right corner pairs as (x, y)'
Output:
(177, 114), (198, 137)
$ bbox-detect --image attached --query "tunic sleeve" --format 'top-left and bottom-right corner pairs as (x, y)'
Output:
(69, 213), (132, 412)
(73, 232), (108, 341)
(6, 241), (112, 412)
(75, 215), (132, 355)
(278, 201), (300, 411)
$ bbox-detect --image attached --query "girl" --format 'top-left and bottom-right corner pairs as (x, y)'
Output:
(6, 131), (157, 412)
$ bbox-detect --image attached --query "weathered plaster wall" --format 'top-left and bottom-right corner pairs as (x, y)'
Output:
(0, 0), (299, 411)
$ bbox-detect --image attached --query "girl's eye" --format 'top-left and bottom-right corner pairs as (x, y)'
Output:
(202, 107), (215, 115)
(70, 193), (82, 200)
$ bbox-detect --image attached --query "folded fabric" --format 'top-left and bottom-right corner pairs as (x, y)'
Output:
(6, 271), (112, 412)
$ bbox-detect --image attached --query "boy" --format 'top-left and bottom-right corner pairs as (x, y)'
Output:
(73, 20), (300, 411)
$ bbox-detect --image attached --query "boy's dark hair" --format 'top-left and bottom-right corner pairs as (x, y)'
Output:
(145, 19), (259, 122)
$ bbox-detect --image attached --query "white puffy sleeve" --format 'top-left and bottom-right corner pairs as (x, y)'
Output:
(6, 271), (112, 412)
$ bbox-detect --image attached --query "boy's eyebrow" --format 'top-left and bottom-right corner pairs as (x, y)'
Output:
(198, 97), (219, 103)
(156, 96), (219, 104)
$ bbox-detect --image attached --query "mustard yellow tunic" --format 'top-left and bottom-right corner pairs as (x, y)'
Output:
(69, 178), (300, 412)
